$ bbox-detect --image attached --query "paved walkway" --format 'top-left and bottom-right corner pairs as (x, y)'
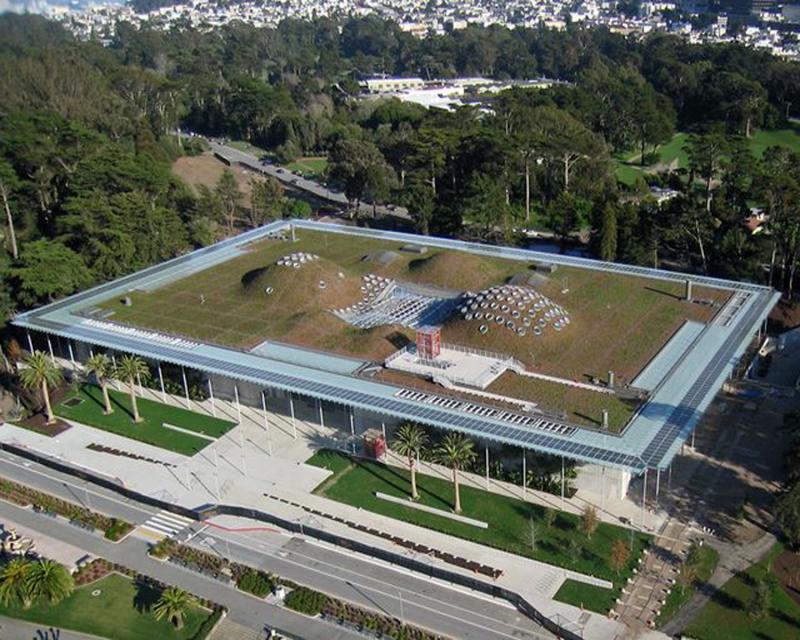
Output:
(0, 615), (101, 640)
(1, 374), (669, 639)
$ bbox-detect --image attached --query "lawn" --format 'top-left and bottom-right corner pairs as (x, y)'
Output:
(656, 544), (719, 627)
(0, 573), (211, 640)
(306, 450), (649, 594)
(56, 384), (235, 455)
(685, 543), (800, 640)
(615, 127), (800, 186)
(283, 156), (328, 178)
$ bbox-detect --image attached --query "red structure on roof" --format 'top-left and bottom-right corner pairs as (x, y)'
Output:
(416, 325), (441, 359)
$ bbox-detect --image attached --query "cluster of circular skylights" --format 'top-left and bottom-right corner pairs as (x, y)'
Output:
(359, 274), (394, 303)
(333, 274), (395, 315)
(458, 285), (570, 338)
(275, 252), (319, 268)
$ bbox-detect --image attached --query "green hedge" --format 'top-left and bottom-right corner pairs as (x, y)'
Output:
(284, 587), (328, 616)
(235, 569), (275, 598)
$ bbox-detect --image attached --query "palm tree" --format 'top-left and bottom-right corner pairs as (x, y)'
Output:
(114, 355), (150, 423)
(84, 353), (114, 414)
(25, 559), (74, 605)
(392, 423), (428, 500)
(153, 586), (196, 630)
(0, 558), (32, 608)
(19, 351), (63, 424)
(435, 433), (476, 514)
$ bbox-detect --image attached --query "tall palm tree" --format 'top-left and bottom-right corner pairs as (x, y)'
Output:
(153, 586), (196, 630)
(19, 351), (63, 424)
(25, 559), (74, 605)
(84, 353), (114, 415)
(114, 355), (150, 423)
(435, 433), (476, 514)
(0, 558), (32, 608)
(393, 423), (428, 500)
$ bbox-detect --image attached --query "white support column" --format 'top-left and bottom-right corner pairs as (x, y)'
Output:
(181, 366), (191, 409)
(641, 468), (648, 529)
(485, 447), (490, 490)
(157, 363), (166, 402)
(234, 385), (242, 424)
(655, 468), (661, 504)
(261, 391), (273, 455)
(561, 456), (565, 510)
(349, 408), (356, 454)
(522, 452), (527, 500)
(89, 348), (94, 359)
(691, 427), (696, 450)
(208, 379), (216, 417)
(318, 399), (324, 428)
(601, 466), (606, 514)
(67, 341), (76, 368)
(381, 421), (387, 460)
(668, 463), (672, 491)
(289, 394), (297, 439)
(26, 331), (34, 354)
(46, 335), (55, 364)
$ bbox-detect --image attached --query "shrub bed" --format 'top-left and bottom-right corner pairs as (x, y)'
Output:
(232, 566), (276, 598)
(284, 586), (328, 616)
(0, 477), (132, 540)
(285, 586), (444, 639)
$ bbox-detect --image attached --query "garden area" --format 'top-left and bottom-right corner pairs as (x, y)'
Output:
(684, 543), (800, 640)
(0, 476), (132, 541)
(55, 384), (235, 456)
(0, 571), (214, 640)
(307, 449), (649, 612)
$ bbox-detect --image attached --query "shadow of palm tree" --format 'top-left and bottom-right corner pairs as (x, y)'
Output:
(132, 576), (161, 613)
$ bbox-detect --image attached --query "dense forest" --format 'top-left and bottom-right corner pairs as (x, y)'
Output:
(1, 13), (800, 338)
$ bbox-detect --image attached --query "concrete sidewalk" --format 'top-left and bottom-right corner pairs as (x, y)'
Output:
(0, 378), (666, 640)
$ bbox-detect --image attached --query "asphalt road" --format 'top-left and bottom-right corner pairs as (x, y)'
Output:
(207, 140), (411, 222)
(0, 452), (554, 640)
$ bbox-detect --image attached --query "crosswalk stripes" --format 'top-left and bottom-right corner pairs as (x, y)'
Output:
(137, 510), (195, 540)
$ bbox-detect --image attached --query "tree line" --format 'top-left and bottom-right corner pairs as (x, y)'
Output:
(2, 13), (800, 337)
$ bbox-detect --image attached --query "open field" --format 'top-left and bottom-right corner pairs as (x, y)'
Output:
(685, 543), (800, 640)
(615, 127), (800, 185)
(172, 153), (257, 201)
(307, 449), (650, 594)
(283, 156), (328, 178)
(0, 573), (211, 640)
(56, 384), (235, 455)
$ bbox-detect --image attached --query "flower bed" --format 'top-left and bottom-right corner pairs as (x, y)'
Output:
(0, 477), (132, 540)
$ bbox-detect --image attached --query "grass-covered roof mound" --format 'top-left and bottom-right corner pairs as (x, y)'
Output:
(240, 256), (362, 311)
(406, 251), (507, 292)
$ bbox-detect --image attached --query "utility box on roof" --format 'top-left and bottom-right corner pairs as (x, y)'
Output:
(416, 325), (441, 359)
